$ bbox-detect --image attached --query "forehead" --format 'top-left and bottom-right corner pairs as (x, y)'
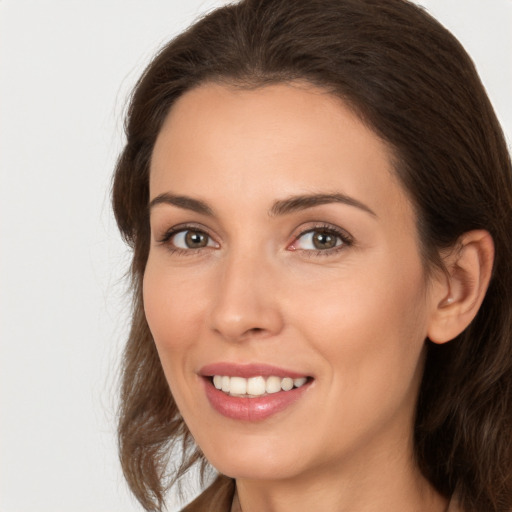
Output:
(150, 82), (411, 222)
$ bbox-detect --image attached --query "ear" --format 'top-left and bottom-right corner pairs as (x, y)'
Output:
(427, 230), (494, 344)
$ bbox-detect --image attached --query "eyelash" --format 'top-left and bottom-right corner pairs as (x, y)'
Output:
(158, 224), (217, 256)
(289, 223), (353, 257)
(157, 223), (353, 257)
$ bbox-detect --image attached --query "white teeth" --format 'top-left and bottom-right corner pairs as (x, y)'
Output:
(247, 376), (266, 396)
(229, 376), (247, 395)
(281, 377), (294, 391)
(265, 376), (281, 394)
(294, 377), (307, 387)
(212, 375), (309, 396)
(213, 375), (223, 390)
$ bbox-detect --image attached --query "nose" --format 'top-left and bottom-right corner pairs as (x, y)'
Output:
(209, 251), (284, 342)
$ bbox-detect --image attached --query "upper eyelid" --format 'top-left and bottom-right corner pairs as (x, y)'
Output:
(156, 222), (214, 241)
(293, 223), (353, 241)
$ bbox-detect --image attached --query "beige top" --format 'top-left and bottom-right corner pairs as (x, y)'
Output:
(181, 475), (461, 512)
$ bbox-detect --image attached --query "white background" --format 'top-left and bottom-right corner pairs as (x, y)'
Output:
(0, 1), (511, 511)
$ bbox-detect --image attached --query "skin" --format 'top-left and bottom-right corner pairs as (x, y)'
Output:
(144, 82), (452, 512)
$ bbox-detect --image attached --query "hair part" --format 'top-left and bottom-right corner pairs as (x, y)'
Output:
(112, 1), (512, 510)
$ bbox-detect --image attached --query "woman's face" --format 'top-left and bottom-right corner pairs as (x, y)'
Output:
(144, 82), (441, 482)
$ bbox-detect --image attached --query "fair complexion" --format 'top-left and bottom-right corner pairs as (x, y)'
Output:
(144, 82), (492, 512)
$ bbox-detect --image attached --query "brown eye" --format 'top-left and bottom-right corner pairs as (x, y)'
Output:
(184, 230), (208, 248)
(170, 229), (217, 250)
(290, 227), (350, 253)
(311, 231), (338, 250)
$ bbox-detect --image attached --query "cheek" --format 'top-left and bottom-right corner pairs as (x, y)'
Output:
(292, 255), (429, 397)
(142, 257), (207, 360)
(142, 257), (212, 419)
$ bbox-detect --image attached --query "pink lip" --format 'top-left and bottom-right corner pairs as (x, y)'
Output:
(203, 379), (311, 421)
(199, 362), (308, 379)
(199, 363), (313, 422)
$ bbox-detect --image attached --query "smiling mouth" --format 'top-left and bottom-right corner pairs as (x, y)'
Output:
(210, 375), (311, 397)
(202, 366), (314, 420)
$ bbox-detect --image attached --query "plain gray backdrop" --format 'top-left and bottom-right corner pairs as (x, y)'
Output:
(1, 1), (511, 511)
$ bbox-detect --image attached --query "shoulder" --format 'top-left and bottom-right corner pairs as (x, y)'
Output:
(181, 475), (236, 512)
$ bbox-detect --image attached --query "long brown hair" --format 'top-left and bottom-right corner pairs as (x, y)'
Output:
(112, 1), (512, 510)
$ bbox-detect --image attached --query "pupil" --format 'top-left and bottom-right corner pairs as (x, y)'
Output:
(313, 231), (335, 249)
(185, 231), (206, 248)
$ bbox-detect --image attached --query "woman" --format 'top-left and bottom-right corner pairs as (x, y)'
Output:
(112, 0), (512, 511)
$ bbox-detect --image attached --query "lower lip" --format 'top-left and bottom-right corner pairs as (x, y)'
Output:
(203, 378), (311, 421)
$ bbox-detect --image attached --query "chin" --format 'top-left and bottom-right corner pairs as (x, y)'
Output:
(198, 432), (305, 481)
(212, 457), (301, 482)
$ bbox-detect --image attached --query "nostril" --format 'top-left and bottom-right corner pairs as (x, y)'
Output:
(241, 327), (269, 339)
(210, 294), (285, 341)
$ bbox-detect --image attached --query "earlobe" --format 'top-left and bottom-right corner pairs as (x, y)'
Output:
(427, 230), (494, 344)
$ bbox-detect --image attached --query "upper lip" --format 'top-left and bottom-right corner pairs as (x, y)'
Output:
(199, 362), (310, 379)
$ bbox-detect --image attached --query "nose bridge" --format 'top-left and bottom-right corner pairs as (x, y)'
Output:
(210, 243), (283, 341)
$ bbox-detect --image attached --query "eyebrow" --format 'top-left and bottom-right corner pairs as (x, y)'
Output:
(148, 191), (376, 218)
(149, 193), (214, 216)
(269, 193), (377, 217)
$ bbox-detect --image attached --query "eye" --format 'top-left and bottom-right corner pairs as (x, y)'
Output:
(289, 226), (352, 252)
(295, 230), (341, 250)
(163, 228), (218, 250)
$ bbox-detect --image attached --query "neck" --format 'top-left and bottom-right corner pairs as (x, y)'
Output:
(234, 436), (448, 512)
